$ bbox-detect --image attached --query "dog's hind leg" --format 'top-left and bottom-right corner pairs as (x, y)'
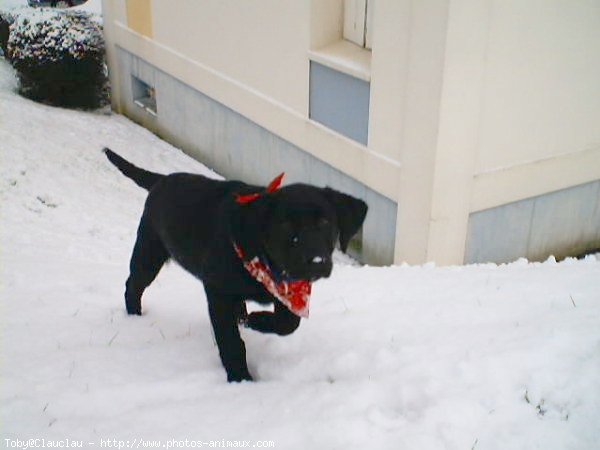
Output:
(124, 216), (168, 315)
(246, 301), (301, 336)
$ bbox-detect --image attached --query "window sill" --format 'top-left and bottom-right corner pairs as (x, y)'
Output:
(134, 98), (157, 116)
(308, 40), (371, 82)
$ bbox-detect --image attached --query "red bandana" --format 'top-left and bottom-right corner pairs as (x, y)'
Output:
(235, 173), (285, 205)
(233, 244), (311, 318)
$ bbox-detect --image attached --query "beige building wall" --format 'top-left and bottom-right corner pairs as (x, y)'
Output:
(125, 0), (153, 38)
(152, 0), (310, 116)
(424, 0), (600, 264)
(471, 0), (600, 211)
(102, 0), (600, 265)
(477, 0), (600, 174)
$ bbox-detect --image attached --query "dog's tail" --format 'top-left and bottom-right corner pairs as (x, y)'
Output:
(103, 148), (164, 191)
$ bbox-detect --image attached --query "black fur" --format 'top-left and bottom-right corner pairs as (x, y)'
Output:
(104, 149), (163, 190)
(104, 148), (368, 382)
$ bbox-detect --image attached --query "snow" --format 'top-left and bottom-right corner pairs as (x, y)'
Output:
(0, 0), (28, 11)
(1, 56), (599, 450)
(7, 5), (103, 63)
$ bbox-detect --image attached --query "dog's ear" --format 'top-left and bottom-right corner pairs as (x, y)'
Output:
(322, 188), (368, 252)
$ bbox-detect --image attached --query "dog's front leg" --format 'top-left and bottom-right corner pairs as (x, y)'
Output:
(205, 289), (253, 382)
(247, 301), (301, 336)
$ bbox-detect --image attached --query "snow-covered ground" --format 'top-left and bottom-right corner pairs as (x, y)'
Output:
(1, 55), (599, 450)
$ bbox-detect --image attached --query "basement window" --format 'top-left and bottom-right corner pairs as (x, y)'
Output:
(131, 76), (157, 116)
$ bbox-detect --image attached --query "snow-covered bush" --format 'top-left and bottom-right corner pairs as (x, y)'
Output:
(7, 8), (108, 108)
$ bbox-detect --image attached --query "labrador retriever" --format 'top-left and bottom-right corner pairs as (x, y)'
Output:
(104, 148), (367, 382)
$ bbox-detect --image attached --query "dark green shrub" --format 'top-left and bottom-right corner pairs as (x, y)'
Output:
(7, 8), (108, 108)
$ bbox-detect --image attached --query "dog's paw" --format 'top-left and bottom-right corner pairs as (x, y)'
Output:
(126, 308), (142, 316)
(227, 371), (254, 383)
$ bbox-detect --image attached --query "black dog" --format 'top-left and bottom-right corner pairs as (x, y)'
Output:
(104, 148), (367, 382)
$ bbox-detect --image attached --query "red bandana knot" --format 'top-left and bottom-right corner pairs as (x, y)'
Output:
(235, 173), (285, 205)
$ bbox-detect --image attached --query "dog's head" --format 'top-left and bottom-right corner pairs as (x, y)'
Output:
(236, 184), (367, 282)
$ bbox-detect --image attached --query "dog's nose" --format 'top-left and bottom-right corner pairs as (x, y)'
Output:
(307, 255), (333, 281)
(311, 255), (329, 264)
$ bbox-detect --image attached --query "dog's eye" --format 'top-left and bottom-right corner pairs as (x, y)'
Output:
(291, 235), (300, 245)
(318, 218), (330, 227)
